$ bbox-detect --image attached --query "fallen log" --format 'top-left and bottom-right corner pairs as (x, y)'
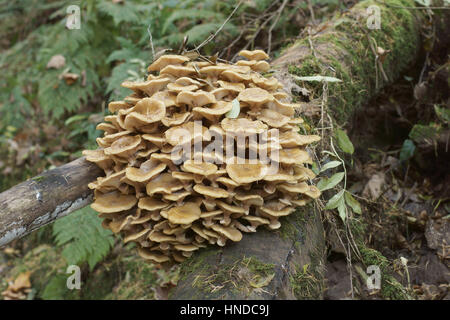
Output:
(170, 0), (423, 299)
(0, 0), (424, 300)
(0, 158), (102, 246)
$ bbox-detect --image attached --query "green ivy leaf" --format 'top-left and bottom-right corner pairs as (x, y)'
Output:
(399, 139), (416, 162)
(325, 190), (345, 210)
(344, 191), (362, 214)
(335, 129), (354, 154)
(337, 199), (347, 222)
(319, 160), (342, 173)
(226, 99), (240, 119)
(317, 172), (345, 191)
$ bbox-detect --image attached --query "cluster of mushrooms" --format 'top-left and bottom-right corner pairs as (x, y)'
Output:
(83, 49), (321, 263)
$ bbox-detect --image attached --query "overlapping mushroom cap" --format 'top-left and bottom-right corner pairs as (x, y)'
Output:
(84, 50), (321, 264)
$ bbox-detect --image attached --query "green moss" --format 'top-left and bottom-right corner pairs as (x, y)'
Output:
(358, 244), (411, 300)
(278, 207), (308, 241)
(290, 263), (324, 300)
(285, 0), (420, 124)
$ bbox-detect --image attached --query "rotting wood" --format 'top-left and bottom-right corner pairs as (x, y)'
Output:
(0, 157), (102, 246)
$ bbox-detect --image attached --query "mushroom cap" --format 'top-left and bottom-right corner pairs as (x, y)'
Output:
(221, 118), (268, 134)
(91, 191), (137, 213)
(141, 133), (165, 147)
(124, 98), (166, 129)
(104, 135), (142, 157)
(221, 69), (251, 82)
(122, 78), (171, 96)
(193, 184), (229, 198)
(193, 101), (233, 121)
(275, 148), (312, 164)
(108, 100), (132, 113)
(125, 159), (167, 183)
(238, 49), (270, 61)
(181, 160), (218, 176)
(167, 202), (201, 225)
(215, 200), (246, 215)
(174, 244), (199, 252)
(279, 131), (321, 147)
(277, 182), (309, 193)
(226, 162), (267, 184)
(150, 91), (177, 107)
(146, 173), (184, 195)
(138, 248), (170, 263)
(259, 204), (295, 217)
(176, 90), (216, 108)
(82, 149), (114, 170)
(252, 60), (270, 72)
(238, 87), (273, 107)
(160, 65), (196, 78)
(217, 80), (245, 92)
(161, 111), (191, 127)
(164, 121), (211, 146)
(304, 185), (321, 199)
(138, 197), (170, 211)
(211, 224), (242, 242)
(257, 109), (290, 128)
(147, 54), (190, 72)
(166, 82), (199, 93)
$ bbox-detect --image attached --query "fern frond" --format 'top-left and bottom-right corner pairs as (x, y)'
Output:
(53, 206), (114, 270)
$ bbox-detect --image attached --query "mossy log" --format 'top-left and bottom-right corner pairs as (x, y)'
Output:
(0, 0), (424, 300)
(170, 0), (423, 299)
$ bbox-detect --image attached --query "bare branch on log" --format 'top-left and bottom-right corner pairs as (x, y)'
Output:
(0, 157), (102, 246)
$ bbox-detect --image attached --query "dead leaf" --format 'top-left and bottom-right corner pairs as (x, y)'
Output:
(62, 73), (79, 85)
(46, 55), (66, 69)
(249, 273), (275, 288)
(362, 172), (385, 200)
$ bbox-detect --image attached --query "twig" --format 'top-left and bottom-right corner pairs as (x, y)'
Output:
(147, 22), (155, 62)
(190, 0), (244, 53)
(267, 0), (289, 55)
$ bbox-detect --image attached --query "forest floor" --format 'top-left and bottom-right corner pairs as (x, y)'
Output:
(324, 74), (450, 299)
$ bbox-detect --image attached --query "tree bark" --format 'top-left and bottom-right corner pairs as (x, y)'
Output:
(0, 157), (102, 246)
(0, 0), (424, 300)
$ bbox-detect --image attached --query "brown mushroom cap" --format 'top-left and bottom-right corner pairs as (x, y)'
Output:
(147, 54), (190, 72)
(104, 135), (142, 158)
(138, 247), (170, 263)
(181, 159), (218, 176)
(193, 184), (229, 198)
(138, 197), (170, 211)
(160, 65), (196, 78)
(167, 202), (201, 225)
(91, 191), (137, 213)
(257, 109), (290, 128)
(124, 98), (166, 130)
(226, 162), (267, 184)
(146, 173), (184, 195)
(238, 88), (273, 107)
(125, 159), (166, 183)
(176, 90), (216, 108)
(211, 224), (242, 242)
(238, 49), (270, 61)
(221, 118), (268, 135)
(122, 78), (171, 96)
(276, 148), (312, 164)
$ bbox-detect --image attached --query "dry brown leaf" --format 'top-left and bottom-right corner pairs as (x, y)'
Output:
(362, 172), (385, 200)
(46, 54), (66, 69)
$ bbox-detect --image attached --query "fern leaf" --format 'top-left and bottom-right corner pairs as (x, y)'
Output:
(53, 206), (114, 270)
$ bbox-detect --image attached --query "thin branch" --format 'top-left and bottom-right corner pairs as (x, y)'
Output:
(267, 0), (289, 55)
